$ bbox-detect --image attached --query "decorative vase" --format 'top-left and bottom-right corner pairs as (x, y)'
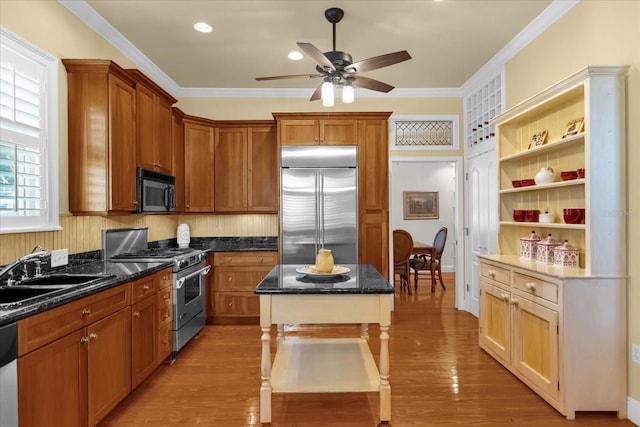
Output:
(315, 248), (334, 273)
(534, 167), (555, 185)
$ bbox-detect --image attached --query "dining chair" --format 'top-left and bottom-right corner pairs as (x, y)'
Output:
(409, 227), (447, 292)
(392, 229), (414, 294)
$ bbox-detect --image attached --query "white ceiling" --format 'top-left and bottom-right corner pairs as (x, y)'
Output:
(62, 0), (566, 97)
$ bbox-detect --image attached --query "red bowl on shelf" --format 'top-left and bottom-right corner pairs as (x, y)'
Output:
(577, 168), (585, 178)
(513, 209), (526, 222)
(512, 180), (522, 188)
(521, 179), (536, 187)
(561, 170), (579, 181)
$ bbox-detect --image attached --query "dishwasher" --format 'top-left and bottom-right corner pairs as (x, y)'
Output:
(0, 322), (18, 427)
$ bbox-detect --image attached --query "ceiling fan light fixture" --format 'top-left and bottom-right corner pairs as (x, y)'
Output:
(193, 22), (212, 33)
(342, 82), (354, 104)
(321, 80), (334, 107)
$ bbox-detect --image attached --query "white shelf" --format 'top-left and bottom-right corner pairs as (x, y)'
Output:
(500, 179), (585, 194)
(500, 221), (586, 230)
(498, 133), (584, 162)
(271, 337), (380, 393)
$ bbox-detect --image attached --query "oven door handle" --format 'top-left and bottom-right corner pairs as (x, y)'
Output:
(176, 265), (211, 289)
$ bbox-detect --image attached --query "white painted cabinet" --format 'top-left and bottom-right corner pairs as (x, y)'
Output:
(479, 66), (628, 419)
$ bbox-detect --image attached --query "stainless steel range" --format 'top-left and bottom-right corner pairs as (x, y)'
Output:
(103, 228), (210, 359)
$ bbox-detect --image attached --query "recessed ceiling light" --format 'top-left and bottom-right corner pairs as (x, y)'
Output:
(288, 51), (303, 61)
(193, 22), (212, 33)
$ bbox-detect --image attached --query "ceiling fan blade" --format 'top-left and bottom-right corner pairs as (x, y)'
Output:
(310, 83), (322, 101)
(345, 50), (411, 73)
(255, 73), (323, 81)
(350, 75), (394, 93)
(297, 42), (336, 71)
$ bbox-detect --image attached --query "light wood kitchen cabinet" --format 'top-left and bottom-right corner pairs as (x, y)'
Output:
(214, 121), (278, 212)
(184, 115), (216, 212)
(277, 115), (358, 145)
(209, 251), (277, 324)
(273, 112), (392, 280)
(17, 284), (132, 427)
(128, 69), (177, 175)
(479, 66), (628, 419)
(131, 268), (172, 388)
(62, 59), (137, 215)
(172, 107), (186, 213)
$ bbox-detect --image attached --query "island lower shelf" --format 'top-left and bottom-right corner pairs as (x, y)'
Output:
(271, 337), (380, 393)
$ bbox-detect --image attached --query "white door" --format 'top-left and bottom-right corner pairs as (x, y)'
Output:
(464, 149), (498, 317)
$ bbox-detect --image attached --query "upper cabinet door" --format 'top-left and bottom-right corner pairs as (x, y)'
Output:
(320, 119), (358, 145)
(279, 119), (319, 145)
(248, 125), (278, 211)
(128, 69), (177, 175)
(215, 127), (248, 212)
(184, 120), (215, 212)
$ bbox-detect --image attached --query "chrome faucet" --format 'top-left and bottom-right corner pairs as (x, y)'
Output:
(0, 245), (51, 285)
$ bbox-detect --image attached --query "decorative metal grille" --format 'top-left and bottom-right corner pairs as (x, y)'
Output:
(394, 120), (453, 147)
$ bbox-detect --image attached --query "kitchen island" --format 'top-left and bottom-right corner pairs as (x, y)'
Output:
(254, 264), (394, 424)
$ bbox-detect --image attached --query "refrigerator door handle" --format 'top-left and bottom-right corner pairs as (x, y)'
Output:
(315, 170), (321, 253)
(319, 170), (324, 248)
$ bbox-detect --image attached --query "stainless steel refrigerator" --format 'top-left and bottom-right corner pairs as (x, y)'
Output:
(280, 145), (358, 265)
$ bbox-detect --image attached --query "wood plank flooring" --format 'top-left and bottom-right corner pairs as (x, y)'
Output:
(98, 273), (633, 426)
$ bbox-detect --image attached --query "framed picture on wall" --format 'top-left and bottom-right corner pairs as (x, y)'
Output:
(403, 191), (439, 220)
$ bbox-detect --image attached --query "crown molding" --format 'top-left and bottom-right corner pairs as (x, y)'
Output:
(460, 0), (580, 97)
(177, 87), (462, 98)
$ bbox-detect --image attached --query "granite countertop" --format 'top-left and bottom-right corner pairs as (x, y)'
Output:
(0, 236), (278, 327)
(0, 261), (171, 326)
(254, 264), (393, 295)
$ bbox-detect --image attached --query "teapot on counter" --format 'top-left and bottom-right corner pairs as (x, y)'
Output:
(534, 167), (555, 185)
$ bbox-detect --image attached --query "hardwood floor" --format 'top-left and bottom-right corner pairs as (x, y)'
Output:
(98, 273), (633, 426)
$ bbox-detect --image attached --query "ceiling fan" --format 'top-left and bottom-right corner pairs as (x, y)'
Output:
(255, 7), (411, 104)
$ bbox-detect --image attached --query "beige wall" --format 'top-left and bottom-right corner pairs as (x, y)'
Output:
(505, 0), (640, 404)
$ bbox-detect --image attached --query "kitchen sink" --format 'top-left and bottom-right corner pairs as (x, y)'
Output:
(0, 286), (70, 304)
(0, 274), (114, 307)
(17, 274), (112, 287)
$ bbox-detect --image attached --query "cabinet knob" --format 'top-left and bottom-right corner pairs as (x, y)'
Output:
(510, 298), (519, 306)
(259, 257), (263, 262)
(163, 294), (170, 301)
(81, 308), (91, 316)
(134, 311), (141, 317)
(501, 293), (509, 302)
(227, 276), (233, 282)
(89, 333), (98, 341)
(526, 282), (536, 292)
(80, 336), (90, 344)
(143, 284), (150, 290)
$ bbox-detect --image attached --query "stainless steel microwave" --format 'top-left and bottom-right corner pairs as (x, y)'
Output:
(136, 167), (176, 214)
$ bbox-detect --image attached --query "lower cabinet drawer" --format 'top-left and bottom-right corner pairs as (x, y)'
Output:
(214, 268), (273, 292)
(480, 262), (510, 286)
(213, 292), (260, 317)
(156, 287), (173, 328)
(513, 272), (558, 304)
(157, 322), (172, 363)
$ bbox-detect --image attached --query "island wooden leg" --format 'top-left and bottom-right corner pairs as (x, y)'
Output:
(379, 324), (390, 421)
(276, 323), (284, 346)
(260, 325), (272, 424)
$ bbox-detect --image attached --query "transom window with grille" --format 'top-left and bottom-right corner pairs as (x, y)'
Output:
(0, 27), (59, 233)
(389, 115), (459, 151)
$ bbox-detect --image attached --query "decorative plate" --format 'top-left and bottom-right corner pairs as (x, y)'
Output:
(295, 265), (351, 277)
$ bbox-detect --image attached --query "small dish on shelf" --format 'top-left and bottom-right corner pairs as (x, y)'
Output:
(560, 170), (579, 181)
(577, 168), (585, 178)
(512, 180), (522, 188)
(520, 179), (535, 187)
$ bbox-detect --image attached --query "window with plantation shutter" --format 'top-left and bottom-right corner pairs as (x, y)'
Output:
(0, 26), (59, 233)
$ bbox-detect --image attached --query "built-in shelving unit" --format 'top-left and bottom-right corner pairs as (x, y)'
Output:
(479, 65), (628, 420)
(465, 73), (502, 148)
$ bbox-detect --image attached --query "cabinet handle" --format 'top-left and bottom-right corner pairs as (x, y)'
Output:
(89, 333), (98, 341)
(501, 293), (509, 302)
(163, 294), (170, 301)
(134, 311), (141, 317)
(510, 298), (519, 306)
(143, 284), (150, 290)
(488, 270), (496, 279)
(80, 336), (90, 344)
(526, 282), (536, 292)
(228, 302), (233, 307)
(81, 308), (91, 316)
(227, 276), (233, 282)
